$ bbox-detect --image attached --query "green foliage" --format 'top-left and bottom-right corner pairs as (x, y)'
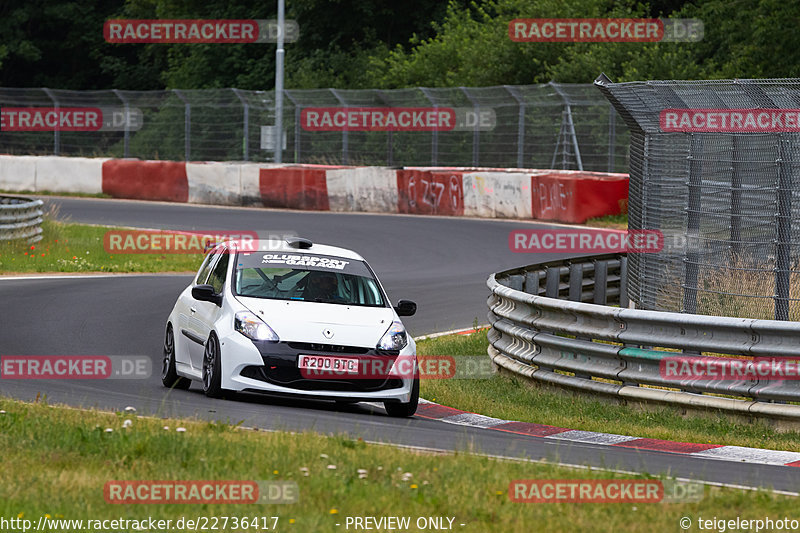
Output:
(1, 0), (799, 90)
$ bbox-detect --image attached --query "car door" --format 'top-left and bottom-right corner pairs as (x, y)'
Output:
(179, 248), (221, 372)
(188, 249), (230, 371)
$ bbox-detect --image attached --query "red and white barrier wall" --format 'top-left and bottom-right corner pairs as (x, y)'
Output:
(0, 156), (629, 223)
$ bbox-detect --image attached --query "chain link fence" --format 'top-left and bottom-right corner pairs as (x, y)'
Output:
(596, 75), (800, 321)
(0, 83), (628, 171)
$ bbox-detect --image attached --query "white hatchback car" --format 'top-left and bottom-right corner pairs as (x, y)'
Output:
(162, 237), (419, 417)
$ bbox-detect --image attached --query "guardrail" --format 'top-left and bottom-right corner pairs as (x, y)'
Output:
(487, 253), (800, 421)
(0, 195), (44, 243)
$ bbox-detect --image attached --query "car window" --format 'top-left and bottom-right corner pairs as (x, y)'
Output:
(207, 252), (229, 294)
(234, 267), (385, 307)
(195, 250), (220, 285)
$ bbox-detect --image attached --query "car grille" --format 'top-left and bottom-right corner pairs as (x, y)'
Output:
(287, 342), (371, 354)
(240, 365), (403, 392)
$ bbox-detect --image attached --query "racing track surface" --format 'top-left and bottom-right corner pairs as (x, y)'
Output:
(1, 197), (799, 493)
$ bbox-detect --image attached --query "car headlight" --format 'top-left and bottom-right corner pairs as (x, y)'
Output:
(235, 311), (279, 342)
(377, 321), (408, 351)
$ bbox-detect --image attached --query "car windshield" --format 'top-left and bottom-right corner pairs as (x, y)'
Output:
(234, 252), (385, 307)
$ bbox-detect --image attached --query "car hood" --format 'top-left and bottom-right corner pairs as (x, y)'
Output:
(235, 296), (396, 346)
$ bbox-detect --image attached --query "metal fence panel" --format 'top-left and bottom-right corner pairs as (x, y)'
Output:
(0, 84), (629, 171)
(596, 76), (800, 320)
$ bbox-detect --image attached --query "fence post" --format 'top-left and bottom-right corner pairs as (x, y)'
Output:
(329, 88), (348, 165)
(419, 87), (438, 166)
(231, 89), (249, 161)
(112, 90), (130, 159)
(550, 82), (583, 171)
(42, 88), (60, 155)
(173, 90), (190, 161)
(460, 87), (480, 167)
(504, 85), (525, 168)
(683, 135), (703, 314)
(376, 90), (394, 166)
(284, 90), (300, 163)
(775, 135), (792, 321)
(607, 108), (616, 172)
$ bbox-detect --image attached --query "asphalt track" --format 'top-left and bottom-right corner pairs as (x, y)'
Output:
(1, 196), (799, 493)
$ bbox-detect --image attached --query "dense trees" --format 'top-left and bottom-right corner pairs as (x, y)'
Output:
(0, 0), (797, 90)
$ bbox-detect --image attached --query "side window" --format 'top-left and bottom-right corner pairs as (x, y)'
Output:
(195, 250), (220, 285)
(207, 253), (230, 294)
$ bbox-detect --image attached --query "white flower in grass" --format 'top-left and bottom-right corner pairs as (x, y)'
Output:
(327, 464), (337, 470)
(124, 406), (136, 413)
(0, 410), (6, 415)
(176, 427), (186, 432)
(122, 420), (133, 428)
(162, 426), (170, 430)
(401, 472), (412, 482)
(104, 428), (113, 433)
(357, 469), (368, 474)
(319, 453), (329, 459)
(299, 467), (309, 477)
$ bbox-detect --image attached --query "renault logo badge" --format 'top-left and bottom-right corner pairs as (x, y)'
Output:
(323, 329), (334, 339)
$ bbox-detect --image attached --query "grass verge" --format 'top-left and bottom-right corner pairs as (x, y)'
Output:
(0, 189), (111, 198)
(0, 397), (794, 533)
(0, 219), (201, 274)
(417, 331), (800, 451)
(584, 213), (628, 229)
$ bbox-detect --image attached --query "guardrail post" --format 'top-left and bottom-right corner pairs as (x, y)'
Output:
(593, 260), (608, 305)
(524, 270), (540, 295)
(619, 256), (629, 308)
(545, 266), (561, 298)
(568, 263), (583, 302)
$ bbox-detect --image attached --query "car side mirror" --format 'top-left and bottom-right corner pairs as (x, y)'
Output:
(394, 299), (417, 317)
(192, 284), (222, 306)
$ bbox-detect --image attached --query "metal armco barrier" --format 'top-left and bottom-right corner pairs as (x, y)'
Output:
(487, 253), (800, 420)
(0, 195), (44, 243)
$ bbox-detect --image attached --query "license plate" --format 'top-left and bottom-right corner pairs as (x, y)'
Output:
(298, 354), (359, 374)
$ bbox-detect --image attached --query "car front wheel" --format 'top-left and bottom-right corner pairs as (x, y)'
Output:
(202, 333), (228, 398)
(384, 377), (419, 418)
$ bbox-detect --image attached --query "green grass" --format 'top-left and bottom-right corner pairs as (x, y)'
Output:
(584, 213), (628, 229)
(0, 189), (111, 198)
(0, 220), (202, 274)
(0, 397), (794, 533)
(417, 331), (800, 451)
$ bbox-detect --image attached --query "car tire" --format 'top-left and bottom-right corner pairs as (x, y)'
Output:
(384, 376), (419, 418)
(202, 333), (229, 398)
(162, 324), (191, 390)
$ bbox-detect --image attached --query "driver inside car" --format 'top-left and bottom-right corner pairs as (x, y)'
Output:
(304, 271), (344, 302)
